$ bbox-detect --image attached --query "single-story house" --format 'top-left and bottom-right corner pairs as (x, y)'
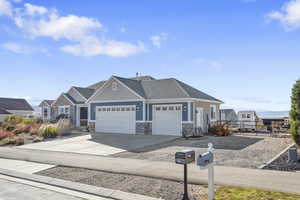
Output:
(39, 100), (55, 121)
(220, 109), (237, 122)
(0, 97), (34, 121)
(41, 75), (223, 136)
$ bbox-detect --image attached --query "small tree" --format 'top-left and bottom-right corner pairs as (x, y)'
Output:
(290, 79), (300, 146)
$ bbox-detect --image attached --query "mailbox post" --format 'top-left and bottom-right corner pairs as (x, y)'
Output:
(175, 150), (195, 200)
(197, 143), (215, 200)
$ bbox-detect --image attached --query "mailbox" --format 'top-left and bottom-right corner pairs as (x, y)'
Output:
(197, 151), (214, 168)
(175, 150), (195, 165)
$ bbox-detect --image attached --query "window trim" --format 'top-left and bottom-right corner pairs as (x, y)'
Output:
(210, 104), (217, 121)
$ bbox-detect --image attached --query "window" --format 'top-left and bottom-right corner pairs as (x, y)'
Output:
(121, 107), (125, 111)
(169, 106), (174, 111)
(58, 106), (70, 118)
(247, 114), (251, 119)
(210, 105), (217, 121)
(175, 106), (181, 110)
(126, 107), (130, 111)
(156, 107), (161, 111)
(112, 81), (118, 91)
(131, 107), (135, 111)
(242, 114), (246, 118)
(107, 108), (111, 111)
(43, 108), (48, 118)
(162, 106), (167, 111)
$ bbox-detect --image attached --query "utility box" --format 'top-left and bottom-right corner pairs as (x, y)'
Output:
(288, 147), (298, 163)
(175, 150), (195, 165)
(197, 152), (214, 168)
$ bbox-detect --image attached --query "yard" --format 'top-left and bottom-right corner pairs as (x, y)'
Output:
(112, 135), (292, 169)
(37, 166), (300, 200)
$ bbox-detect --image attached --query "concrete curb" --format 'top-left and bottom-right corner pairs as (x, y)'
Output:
(0, 168), (161, 200)
(259, 143), (295, 169)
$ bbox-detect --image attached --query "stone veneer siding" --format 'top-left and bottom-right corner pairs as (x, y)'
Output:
(182, 123), (194, 137)
(136, 122), (152, 135)
(88, 121), (95, 132)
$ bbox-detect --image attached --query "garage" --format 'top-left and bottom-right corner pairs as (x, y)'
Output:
(152, 105), (182, 136)
(95, 105), (136, 134)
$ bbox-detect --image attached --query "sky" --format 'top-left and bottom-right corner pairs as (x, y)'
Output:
(0, 0), (299, 111)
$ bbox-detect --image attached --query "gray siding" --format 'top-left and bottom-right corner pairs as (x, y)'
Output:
(91, 80), (142, 101)
(68, 88), (86, 102)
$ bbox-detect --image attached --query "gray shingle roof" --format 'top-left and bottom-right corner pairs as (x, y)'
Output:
(64, 93), (85, 104)
(0, 98), (33, 111)
(113, 76), (147, 98)
(0, 108), (11, 114)
(87, 80), (106, 90)
(113, 76), (223, 102)
(73, 87), (95, 99)
(45, 100), (55, 106)
(175, 80), (223, 102)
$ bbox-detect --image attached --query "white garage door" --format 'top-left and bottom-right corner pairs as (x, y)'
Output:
(152, 105), (182, 136)
(95, 105), (136, 134)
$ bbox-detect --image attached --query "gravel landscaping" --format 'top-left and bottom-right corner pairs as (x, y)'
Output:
(112, 135), (292, 169)
(36, 166), (208, 200)
(263, 145), (300, 171)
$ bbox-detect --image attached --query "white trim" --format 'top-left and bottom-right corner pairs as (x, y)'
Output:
(143, 101), (146, 121)
(182, 121), (194, 124)
(89, 99), (143, 103)
(188, 102), (191, 121)
(148, 98), (222, 104)
(86, 76), (113, 103)
(210, 104), (217, 122)
(71, 87), (88, 101)
(113, 77), (145, 100)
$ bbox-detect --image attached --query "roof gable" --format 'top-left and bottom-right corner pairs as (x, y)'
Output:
(73, 87), (95, 99)
(0, 98), (33, 111)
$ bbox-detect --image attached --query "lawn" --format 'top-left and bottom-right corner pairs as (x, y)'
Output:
(215, 186), (300, 200)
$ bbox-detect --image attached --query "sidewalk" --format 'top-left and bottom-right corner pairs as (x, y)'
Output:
(0, 169), (160, 200)
(0, 147), (299, 195)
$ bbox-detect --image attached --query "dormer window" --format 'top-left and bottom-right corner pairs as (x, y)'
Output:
(112, 81), (118, 91)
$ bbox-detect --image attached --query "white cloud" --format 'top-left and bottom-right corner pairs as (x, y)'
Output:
(0, 0), (12, 16)
(1, 42), (28, 53)
(150, 32), (168, 48)
(24, 3), (47, 16)
(0, 1), (144, 57)
(267, 0), (300, 31)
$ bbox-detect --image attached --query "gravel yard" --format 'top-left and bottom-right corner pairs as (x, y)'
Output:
(112, 135), (292, 169)
(37, 166), (208, 200)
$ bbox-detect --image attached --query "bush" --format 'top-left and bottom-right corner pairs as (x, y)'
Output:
(209, 124), (231, 136)
(290, 80), (300, 146)
(13, 123), (31, 135)
(32, 136), (44, 143)
(4, 115), (23, 125)
(22, 118), (37, 125)
(1, 136), (23, 145)
(39, 125), (58, 138)
(0, 128), (14, 140)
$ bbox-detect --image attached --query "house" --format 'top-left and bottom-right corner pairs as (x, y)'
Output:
(220, 109), (237, 122)
(41, 75), (223, 136)
(237, 110), (263, 131)
(0, 97), (34, 121)
(39, 100), (55, 121)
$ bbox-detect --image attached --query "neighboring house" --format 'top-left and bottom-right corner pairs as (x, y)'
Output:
(39, 100), (55, 121)
(41, 75), (223, 136)
(220, 109), (237, 122)
(0, 97), (34, 121)
(237, 110), (263, 131)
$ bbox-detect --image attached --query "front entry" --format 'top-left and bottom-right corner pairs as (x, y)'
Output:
(152, 105), (182, 136)
(79, 107), (88, 126)
(196, 107), (204, 134)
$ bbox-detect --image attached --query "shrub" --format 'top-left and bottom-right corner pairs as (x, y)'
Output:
(1, 136), (23, 145)
(13, 123), (31, 134)
(4, 115), (23, 125)
(29, 126), (40, 136)
(0, 128), (14, 140)
(22, 118), (37, 125)
(39, 125), (58, 138)
(290, 80), (300, 146)
(209, 124), (231, 136)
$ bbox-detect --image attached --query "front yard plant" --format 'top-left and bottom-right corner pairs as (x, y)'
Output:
(0, 115), (60, 146)
(290, 79), (300, 146)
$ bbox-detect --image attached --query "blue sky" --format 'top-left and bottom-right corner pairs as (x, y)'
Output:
(0, 0), (299, 111)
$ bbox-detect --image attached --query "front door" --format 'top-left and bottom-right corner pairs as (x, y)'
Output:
(80, 107), (88, 126)
(196, 107), (204, 134)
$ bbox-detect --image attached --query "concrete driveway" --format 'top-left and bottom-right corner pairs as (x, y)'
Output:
(17, 133), (178, 156)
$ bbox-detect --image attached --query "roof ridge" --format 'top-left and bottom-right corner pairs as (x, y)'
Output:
(173, 79), (191, 98)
